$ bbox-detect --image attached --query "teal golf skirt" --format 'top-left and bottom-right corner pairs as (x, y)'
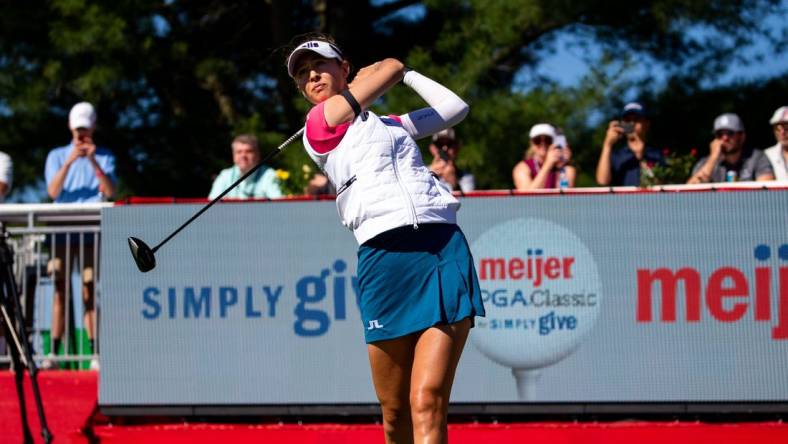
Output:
(356, 223), (486, 343)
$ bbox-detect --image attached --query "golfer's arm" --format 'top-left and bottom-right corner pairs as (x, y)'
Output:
(399, 70), (469, 140)
(350, 58), (405, 109)
(323, 59), (405, 126)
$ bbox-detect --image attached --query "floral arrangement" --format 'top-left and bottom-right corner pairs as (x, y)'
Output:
(640, 149), (698, 187)
(275, 164), (318, 196)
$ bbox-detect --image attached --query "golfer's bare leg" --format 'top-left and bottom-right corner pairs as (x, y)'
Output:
(368, 333), (418, 444)
(410, 318), (471, 444)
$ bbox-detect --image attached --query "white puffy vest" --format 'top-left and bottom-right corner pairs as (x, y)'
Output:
(304, 110), (460, 245)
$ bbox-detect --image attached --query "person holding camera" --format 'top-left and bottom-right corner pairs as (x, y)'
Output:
(428, 128), (475, 193)
(46, 102), (116, 203)
(42, 102), (116, 370)
(513, 123), (576, 190)
(595, 102), (665, 186)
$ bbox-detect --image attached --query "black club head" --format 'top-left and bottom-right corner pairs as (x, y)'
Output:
(128, 237), (156, 272)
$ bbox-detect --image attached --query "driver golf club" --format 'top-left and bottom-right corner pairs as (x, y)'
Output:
(128, 127), (305, 272)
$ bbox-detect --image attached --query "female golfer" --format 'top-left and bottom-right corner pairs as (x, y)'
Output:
(286, 34), (485, 443)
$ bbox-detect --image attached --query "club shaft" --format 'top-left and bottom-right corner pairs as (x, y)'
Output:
(152, 127), (305, 253)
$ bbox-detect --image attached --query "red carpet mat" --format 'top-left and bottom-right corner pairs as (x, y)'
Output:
(91, 421), (788, 444)
(3, 370), (788, 443)
(0, 370), (97, 444)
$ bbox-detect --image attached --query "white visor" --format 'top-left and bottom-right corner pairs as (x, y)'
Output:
(529, 123), (556, 139)
(287, 40), (344, 78)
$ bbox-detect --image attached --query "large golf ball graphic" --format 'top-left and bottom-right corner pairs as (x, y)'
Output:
(470, 218), (602, 399)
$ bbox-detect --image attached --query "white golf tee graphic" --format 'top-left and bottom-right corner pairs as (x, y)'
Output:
(470, 218), (602, 400)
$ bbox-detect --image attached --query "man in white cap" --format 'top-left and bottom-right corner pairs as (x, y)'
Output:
(42, 101), (116, 370)
(596, 102), (665, 186)
(764, 106), (788, 181)
(45, 102), (116, 202)
(0, 149), (11, 202)
(428, 127), (475, 193)
(688, 113), (774, 183)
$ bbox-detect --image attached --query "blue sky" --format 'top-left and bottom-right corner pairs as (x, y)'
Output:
(535, 11), (788, 91)
(383, 1), (787, 92)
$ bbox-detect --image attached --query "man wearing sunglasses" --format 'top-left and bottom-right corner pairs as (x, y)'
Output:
(595, 102), (665, 186)
(688, 113), (774, 184)
(763, 106), (788, 181)
(429, 128), (475, 193)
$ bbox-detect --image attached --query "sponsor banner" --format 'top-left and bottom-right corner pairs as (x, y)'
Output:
(100, 191), (788, 405)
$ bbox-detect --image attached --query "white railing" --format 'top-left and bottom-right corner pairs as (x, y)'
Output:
(1, 203), (111, 370)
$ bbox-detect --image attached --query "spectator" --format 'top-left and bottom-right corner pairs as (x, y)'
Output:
(46, 102), (116, 202)
(687, 113), (774, 183)
(764, 106), (788, 181)
(513, 123), (576, 190)
(553, 126), (576, 186)
(428, 128), (475, 193)
(0, 150), (11, 202)
(595, 102), (665, 186)
(208, 134), (283, 199)
(43, 101), (116, 370)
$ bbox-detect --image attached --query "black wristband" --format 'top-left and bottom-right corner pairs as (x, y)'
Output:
(340, 89), (362, 118)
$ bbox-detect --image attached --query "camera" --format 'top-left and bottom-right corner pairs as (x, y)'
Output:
(619, 122), (635, 134)
(438, 146), (451, 161)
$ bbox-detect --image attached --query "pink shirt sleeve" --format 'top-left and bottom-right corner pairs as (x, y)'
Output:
(305, 103), (403, 154)
(306, 102), (351, 154)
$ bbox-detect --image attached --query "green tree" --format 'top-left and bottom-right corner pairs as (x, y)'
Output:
(0, 1), (784, 200)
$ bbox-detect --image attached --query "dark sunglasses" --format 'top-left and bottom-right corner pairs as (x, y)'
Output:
(531, 136), (553, 145)
(714, 129), (738, 138)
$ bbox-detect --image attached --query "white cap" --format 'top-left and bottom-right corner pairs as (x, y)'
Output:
(286, 40), (344, 77)
(529, 123), (556, 139)
(622, 102), (646, 117)
(713, 113), (744, 132)
(769, 106), (788, 125)
(432, 128), (456, 142)
(69, 102), (96, 129)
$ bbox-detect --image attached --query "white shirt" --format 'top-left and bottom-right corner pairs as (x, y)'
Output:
(764, 143), (788, 181)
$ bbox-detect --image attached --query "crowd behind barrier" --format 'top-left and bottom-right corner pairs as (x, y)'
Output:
(1, 104), (787, 204)
(0, 98), (785, 373)
(1, 184), (787, 372)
